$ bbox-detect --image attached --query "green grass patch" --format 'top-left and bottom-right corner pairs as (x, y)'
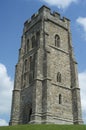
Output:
(0, 124), (86, 130)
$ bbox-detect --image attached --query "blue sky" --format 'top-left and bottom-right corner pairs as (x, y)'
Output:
(0, 0), (86, 126)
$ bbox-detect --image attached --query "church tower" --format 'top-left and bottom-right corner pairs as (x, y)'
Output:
(9, 5), (83, 125)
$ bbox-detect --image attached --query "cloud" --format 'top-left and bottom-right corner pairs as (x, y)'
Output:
(0, 119), (8, 126)
(0, 63), (13, 126)
(76, 17), (86, 40)
(77, 17), (86, 32)
(41, 0), (78, 9)
(79, 71), (86, 124)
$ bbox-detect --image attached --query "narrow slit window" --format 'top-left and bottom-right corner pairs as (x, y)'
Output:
(59, 94), (62, 104)
(55, 35), (60, 47)
(24, 59), (28, 72)
(36, 32), (40, 47)
(57, 72), (61, 82)
(26, 39), (29, 52)
(32, 36), (35, 48)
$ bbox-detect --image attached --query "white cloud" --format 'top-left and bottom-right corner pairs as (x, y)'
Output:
(41, 0), (78, 9)
(0, 119), (8, 126)
(76, 17), (86, 40)
(79, 71), (86, 124)
(77, 17), (86, 32)
(0, 63), (13, 125)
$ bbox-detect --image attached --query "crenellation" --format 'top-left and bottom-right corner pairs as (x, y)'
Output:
(47, 13), (70, 30)
(53, 11), (60, 19)
(23, 5), (71, 34)
(24, 19), (31, 26)
(63, 17), (70, 22)
(31, 14), (36, 20)
(38, 5), (50, 13)
(31, 12), (39, 20)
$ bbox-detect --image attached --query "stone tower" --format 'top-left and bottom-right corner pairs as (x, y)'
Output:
(9, 5), (83, 125)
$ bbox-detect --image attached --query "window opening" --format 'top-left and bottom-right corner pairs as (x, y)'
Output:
(55, 35), (60, 47)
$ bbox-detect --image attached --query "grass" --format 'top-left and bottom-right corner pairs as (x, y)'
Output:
(0, 125), (86, 130)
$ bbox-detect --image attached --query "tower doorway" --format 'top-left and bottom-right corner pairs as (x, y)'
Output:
(23, 104), (32, 124)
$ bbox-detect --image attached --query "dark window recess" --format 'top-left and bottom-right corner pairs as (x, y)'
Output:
(32, 36), (35, 48)
(55, 35), (60, 47)
(29, 55), (35, 83)
(36, 32), (40, 47)
(59, 94), (62, 104)
(25, 59), (28, 72)
(26, 39), (29, 52)
(57, 72), (61, 82)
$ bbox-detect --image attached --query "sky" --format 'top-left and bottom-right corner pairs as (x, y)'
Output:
(0, 0), (86, 126)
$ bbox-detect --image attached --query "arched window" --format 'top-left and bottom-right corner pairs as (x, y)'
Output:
(26, 39), (29, 52)
(29, 56), (33, 71)
(24, 59), (28, 72)
(36, 32), (40, 47)
(31, 36), (35, 48)
(59, 94), (62, 104)
(55, 35), (60, 47)
(57, 72), (61, 82)
(29, 55), (35, 83)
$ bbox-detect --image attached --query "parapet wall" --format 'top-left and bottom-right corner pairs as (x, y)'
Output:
(24, 5), (70, 33)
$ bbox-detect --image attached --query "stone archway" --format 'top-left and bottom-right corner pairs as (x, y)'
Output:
(22, 104), (32, 124)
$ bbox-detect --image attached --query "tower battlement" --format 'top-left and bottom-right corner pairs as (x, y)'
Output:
(24, 5), (70, 33)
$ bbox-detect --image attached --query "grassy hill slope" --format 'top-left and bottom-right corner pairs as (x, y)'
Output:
(0, 125), (86, 130)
